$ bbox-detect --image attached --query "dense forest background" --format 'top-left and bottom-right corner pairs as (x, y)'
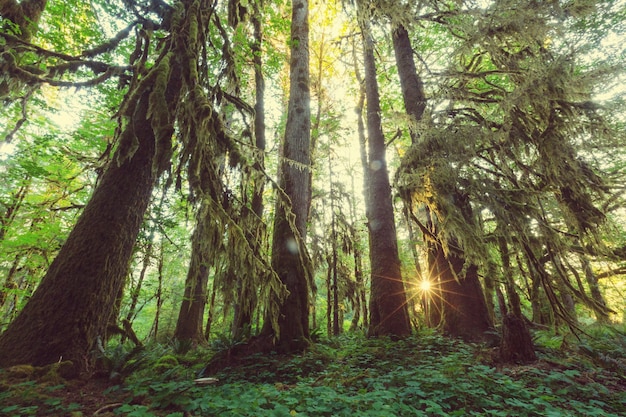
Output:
(0, 0), (626, 413)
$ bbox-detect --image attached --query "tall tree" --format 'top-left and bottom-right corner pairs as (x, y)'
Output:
(0, 0), (238, 373)
(264, 0), (313, 352)
(396, 0), (624, 344)
(356, 1), (411, 338)
(232, 0), (268, 339)
(0, 75), (180, 372)
(174, 199), (212, 346)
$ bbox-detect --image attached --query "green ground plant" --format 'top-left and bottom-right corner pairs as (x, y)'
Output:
(0, 328), (624, 416)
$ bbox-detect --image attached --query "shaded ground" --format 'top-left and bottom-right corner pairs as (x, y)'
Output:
(1, 331), (625, 416)
(0, 373), (125, 416)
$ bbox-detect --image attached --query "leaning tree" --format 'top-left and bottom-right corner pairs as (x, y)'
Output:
(0, 0), (261, 373)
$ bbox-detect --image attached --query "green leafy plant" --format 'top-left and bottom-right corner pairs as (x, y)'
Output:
(95, 342), (150, 382)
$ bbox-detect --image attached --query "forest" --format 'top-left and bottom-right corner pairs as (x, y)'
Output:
(0, 0), (625, 415)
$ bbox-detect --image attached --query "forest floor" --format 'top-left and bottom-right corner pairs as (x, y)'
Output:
(0, 327), (625, 416)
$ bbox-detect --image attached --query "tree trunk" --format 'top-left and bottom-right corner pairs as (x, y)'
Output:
(500, 313), (537, 363)
(392, 23), (428, 331)
(264, 0), (312, 353)
(232, 0), (266, 340)
(431, 239), (493, 342)
(0, 0), (48, 41)
(352, 45), (369, 332)
(174, 199), (212, 346)
(391, 24), (426, 146)
(358, 4), (410, 338)
(329, 154), (340, 336)
(0, 74), (179, 372)
(204, 278), (218, 340)
(497, 234), (535, 361)
(326, 256), (332, 336)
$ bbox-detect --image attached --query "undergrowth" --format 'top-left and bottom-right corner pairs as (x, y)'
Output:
(0, 326), (625, 416)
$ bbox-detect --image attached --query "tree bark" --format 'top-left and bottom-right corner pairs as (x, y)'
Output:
(500, 313), (537, 363)
(358, 4), (410, 338)
(0, 75), (180, 372)
(431, 239), (494, 342)
(392, 24), (426, 145)
(264, 0), (312, 352)
(174, 199), (212, 346)
(0, 0), (48, 41)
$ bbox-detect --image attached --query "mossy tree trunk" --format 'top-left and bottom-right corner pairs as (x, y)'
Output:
(232, 1), (266, 339)
(498, 234), (536, 362)
(426, 190), (493, 342)
(174, 199), (212, 346)
(431, 240), (494, 342)
(358, 2), (411, 338)
(264, 0), (312, 353)
(0, 0), (47, 41)
(0, 74), (181, 372)
(0, 0), (204, 371)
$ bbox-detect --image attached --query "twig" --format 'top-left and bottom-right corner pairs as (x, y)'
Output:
(93, 403), (123, 415)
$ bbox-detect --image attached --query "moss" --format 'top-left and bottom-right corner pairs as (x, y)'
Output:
(153, 354), (179, 372)
(5, 364), (36, 380)
(1, 360), (76, 385)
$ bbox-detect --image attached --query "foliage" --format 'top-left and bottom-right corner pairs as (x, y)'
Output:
(2, 329), (624, 416)
(0, 0), (624, 392)
(95, 342), (152, 383)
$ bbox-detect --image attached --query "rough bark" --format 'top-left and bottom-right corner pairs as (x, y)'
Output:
(431, 240), (494, 342)
(265, 0), (312, 352)
(0, 77), (179, 373)
(500, 313), (537, 363)
(358, 5), (411, 338)
(232, 0), (266, 339)
(392, 24), (426, 145)
(0, 0), (48, 41)
(174, 200), (211, 346)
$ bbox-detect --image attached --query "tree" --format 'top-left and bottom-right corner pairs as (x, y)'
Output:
(0, 0), (238, 373)
(396, 0), (624, 347)
(0, 0), (47, 42)
(264, 0), (313, 352)
(0, 76), (180, 372)
(174, 199), (212, 346)
(356, 1), (411, 338)
(232, 0), (268, 339)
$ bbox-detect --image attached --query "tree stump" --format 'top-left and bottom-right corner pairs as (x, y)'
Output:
(500, 313), (537, 363)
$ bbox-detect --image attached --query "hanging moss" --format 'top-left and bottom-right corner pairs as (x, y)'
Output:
(147, 52), (174, 176)
(396, 0), (622, 333)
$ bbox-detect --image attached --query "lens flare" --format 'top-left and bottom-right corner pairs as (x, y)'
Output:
(419, 280), (431, 292)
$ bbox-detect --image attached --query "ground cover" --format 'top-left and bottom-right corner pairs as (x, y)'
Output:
(0, 327), (624, 416)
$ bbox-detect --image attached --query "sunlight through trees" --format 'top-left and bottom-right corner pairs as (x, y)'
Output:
(0, 0), (625, 381)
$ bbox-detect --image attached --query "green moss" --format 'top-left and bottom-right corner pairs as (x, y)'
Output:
(153, 354), (180, 373)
